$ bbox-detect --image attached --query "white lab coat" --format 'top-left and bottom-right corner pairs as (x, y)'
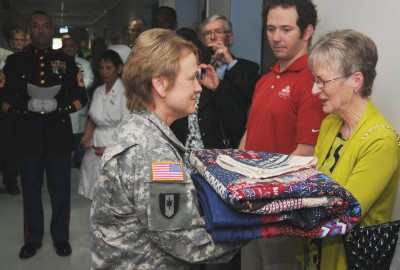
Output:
(78, 78), (129, 199)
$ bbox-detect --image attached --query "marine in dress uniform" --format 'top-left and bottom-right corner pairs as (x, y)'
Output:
(0, 10), (87, 259)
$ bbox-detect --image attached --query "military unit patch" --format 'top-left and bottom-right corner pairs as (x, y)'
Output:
(151, 162), (184, 181)
(159, 193), (180, 219)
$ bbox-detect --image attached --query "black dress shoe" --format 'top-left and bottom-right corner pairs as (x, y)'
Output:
(5, 183), (21, 195)
(54, 241), (72, 256)
(19, 242), (42, 259)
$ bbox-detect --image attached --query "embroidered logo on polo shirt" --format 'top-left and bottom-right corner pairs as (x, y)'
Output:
(278, 86), (291, 99)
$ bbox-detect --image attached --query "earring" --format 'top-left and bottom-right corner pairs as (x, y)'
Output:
(353, 89), (358, 94)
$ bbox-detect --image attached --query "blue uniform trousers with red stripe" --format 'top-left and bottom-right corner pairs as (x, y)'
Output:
(19, 154), (71, 243)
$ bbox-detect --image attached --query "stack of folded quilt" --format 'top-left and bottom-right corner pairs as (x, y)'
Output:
(189, 149), (361, 243)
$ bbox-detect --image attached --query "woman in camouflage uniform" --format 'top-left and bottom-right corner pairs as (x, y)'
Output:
(90, 29), (244, 270)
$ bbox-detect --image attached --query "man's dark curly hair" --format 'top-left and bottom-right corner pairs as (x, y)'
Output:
(262, 0), (318, 38)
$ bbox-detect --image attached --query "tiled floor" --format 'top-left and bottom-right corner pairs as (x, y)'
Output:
(0, 168), (91, 270)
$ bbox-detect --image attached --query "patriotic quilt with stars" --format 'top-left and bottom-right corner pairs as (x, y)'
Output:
(189, 149), (361, 242)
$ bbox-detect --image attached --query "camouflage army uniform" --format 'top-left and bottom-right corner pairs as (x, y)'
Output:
(90, 110), (243, 270)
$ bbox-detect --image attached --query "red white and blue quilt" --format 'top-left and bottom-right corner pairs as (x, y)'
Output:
(189, 149), (361, 242)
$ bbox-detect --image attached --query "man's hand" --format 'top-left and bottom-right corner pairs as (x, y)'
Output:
(208, 41), (234, 65)
(197, 63), (220, 91)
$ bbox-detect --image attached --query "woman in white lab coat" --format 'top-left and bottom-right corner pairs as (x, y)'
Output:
(78, 50), (130, 199)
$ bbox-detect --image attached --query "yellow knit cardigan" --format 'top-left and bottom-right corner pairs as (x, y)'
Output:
(297, 100), (400, 270)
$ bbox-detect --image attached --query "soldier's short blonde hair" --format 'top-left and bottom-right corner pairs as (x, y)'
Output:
(123, 29), (198, 111)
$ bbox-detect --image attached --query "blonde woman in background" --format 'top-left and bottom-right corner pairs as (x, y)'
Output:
(9, 28), (27, 53)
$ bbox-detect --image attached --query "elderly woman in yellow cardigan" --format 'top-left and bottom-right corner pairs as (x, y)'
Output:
(297, 29), (400, 270)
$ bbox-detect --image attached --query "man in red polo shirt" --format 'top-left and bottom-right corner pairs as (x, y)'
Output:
(239, 0), (325, 269)
(239, 0), (324, 157)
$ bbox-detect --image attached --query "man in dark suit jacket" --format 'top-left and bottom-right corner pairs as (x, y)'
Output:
(171, 18), (259, 270)
(201, 14), (260, 114)
(171, 15), (259, 152)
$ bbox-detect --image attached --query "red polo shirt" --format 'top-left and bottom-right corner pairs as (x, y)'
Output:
(245, 54), (325, 154)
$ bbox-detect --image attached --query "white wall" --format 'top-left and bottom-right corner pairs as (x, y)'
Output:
(159, 0), (175, 7)
(206, 0), (231, 19)
(230, 0), (263, 65)
(175, 0), (202, 29)
(314, 0), (400, 219)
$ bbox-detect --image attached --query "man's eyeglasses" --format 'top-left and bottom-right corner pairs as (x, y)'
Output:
(314, 76), (342, 88)
(203, 29), (231, 38)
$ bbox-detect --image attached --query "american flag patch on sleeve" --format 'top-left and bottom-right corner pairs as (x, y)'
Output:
(152, 162), (184, 181)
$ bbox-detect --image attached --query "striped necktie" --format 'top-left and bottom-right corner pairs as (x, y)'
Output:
(211, 59), (219, 69)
